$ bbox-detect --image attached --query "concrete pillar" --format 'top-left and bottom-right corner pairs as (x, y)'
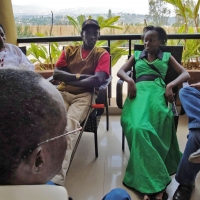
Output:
(0, 0), (17, 45)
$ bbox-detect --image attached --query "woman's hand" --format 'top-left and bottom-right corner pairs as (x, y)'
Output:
(165, 84), (174, 103)
(127, 78), (136, 99)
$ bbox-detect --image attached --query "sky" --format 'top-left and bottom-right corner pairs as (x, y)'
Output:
(11, 0), (175, 15)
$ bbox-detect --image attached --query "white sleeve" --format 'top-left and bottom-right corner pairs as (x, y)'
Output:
(15, 46), (35, 71)
(7, 44), (34, 71)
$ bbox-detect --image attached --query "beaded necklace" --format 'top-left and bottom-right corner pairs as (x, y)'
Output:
(0, 48), (6, 67)
(80, 45), (95, 61)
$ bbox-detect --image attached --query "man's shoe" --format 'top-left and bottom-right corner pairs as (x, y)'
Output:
(189, 148), (200, 163)
(173, 184), (194, 200)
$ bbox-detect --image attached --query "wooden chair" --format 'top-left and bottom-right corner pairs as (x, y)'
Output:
(116, 44), (183, 150)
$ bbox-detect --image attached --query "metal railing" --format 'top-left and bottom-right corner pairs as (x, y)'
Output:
(17, 33), (200, 56)
(17, 33), (200, 105)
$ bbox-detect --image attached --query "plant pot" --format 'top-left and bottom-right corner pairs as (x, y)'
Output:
(187, 70), (200, 84)
(34, 63), (55, 79)
(34, 70), (54, 79)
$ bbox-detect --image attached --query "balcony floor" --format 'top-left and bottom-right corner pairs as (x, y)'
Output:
(64, 114), (200, 200)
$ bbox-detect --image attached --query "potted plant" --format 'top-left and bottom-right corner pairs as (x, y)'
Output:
(27, 41), (61, 78)
(164, 0), (200, 84)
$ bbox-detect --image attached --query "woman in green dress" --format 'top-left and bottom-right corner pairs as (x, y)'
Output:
(117, 26), (190, 200)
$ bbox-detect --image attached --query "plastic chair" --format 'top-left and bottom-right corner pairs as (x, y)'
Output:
(0, 185), (68, 200)
(116, 44), (184, 150)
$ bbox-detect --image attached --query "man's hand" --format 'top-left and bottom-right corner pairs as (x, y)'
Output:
(190, 82), (200, 89)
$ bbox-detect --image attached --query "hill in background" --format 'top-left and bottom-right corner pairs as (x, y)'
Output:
(13, 4), (175, 26)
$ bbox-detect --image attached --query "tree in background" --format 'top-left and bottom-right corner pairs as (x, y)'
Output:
(164, 0), (200, 68)
(107, 9), (112, 18)
(170, 0), (196, 28)
(147, 0), (171, 26)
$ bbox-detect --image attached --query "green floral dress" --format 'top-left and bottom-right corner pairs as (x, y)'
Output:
(121, 50), (182, 194)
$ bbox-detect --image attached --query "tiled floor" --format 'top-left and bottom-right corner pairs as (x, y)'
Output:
(64, 114), (200, 200)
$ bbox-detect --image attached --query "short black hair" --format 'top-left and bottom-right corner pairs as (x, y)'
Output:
(0, 69), (66, 184)
(141, 25), (167, 45)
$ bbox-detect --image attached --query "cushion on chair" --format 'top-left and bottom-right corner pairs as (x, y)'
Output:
(0, 185), (68, 200)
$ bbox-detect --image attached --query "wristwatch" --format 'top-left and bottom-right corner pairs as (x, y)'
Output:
(76, 73), (80, 79)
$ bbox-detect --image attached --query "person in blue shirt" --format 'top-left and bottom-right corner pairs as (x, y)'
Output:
(173, 82), (200, 200)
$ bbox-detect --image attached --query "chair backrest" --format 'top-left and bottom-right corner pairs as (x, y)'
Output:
(95, 75), (112, 116)
(102, 46), (112, 105)
(133, 44), (183, 101)
(0, 185), (68, 200)
(134, 44), (183, 84)
(19, 46), (27, 55)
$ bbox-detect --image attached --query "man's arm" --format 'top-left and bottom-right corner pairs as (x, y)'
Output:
(190, 82), (200, 89)
(53, 48), (109, 88)
(67, 71), (107, 88)
(53, 67), (91, 82)
(66, 51), (110, 88)
(53, 49), (91, 82)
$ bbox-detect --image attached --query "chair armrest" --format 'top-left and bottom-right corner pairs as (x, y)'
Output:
(116, 71), (132, 109)
(99, 75), (112, 90)
(94, 76), (112, 116)
(116, 79), (124, 109)
(179, 105), (185, 115)
(47, 75), (53, 82)
(178, 81), (189, 116)
(96, 76), (112, 105)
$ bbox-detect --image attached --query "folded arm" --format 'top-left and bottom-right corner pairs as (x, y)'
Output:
(67, 71), (107, 88)
(53, 67), (107, 88)
(53, 67), (91, 82)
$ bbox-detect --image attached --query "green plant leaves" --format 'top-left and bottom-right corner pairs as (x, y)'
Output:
(27, 42), (61, 70)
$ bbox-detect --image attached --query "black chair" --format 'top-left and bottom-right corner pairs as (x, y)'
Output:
(49, 46), (112, 166)
(20, 45), (111, 160)
(19, 46), (27, 55)
(116, 44), (184, 150)
(70, 75), (112, 163)
(49, 75), (112, 167)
